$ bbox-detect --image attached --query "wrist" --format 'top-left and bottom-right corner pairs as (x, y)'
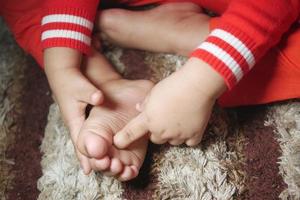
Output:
(180, 57), (227, 100)
(44, 47), (82, 72)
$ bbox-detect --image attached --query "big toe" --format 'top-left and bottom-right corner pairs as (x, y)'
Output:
(77, 125), (112, 159)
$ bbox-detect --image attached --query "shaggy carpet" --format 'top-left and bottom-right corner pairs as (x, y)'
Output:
(0, 18), (300, 200)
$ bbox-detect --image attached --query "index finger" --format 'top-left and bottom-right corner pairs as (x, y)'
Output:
(113, 113), (149, 149)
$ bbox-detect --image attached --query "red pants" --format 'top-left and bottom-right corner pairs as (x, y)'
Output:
(1, 0), (300, 107)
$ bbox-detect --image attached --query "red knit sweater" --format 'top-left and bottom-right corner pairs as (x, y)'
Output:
(41, 0), (300, 89)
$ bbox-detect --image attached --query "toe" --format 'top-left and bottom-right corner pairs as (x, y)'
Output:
(130, 165), (139, 178)
(84, 133), (108, 158)
(118, 166), (138, 181)
(77, 121), (113, 159)
(94, 156), (111, 171)
(104, 158), (123, 176)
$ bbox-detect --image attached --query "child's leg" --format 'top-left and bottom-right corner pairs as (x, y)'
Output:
(98, 2), (209, 56)
(98, 0), (230, 55)
(98, 2), (300, 107)
(119, 0), (230, 14)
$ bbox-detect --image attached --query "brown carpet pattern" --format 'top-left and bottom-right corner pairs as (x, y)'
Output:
(0, 19), (52, 200)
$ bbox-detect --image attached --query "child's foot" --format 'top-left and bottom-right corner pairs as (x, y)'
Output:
(77, 79), (153, 181)
(97, 2), (210, 56)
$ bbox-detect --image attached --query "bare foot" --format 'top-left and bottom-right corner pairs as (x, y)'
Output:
(77, 79), (153, 181)
(97, 2), (210, 56)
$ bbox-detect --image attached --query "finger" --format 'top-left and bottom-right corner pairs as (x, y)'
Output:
(169, 139), (185, 146)
(75, 76), (104, 106)
(59, 101), (95, 175)
(185, 133), (204, 147)
(65, 111), (94, 174)
(68, 69), (103, 106)
(89, 158), (97, 171)
(114, 113), (148, 149)
(77, 152), (92, 175)
(65, 109), (86, 141)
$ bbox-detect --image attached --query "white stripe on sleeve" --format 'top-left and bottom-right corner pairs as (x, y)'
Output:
(210, 29), (256, 69)
(41, 30), (91, 45)
(42, 14), (93, 30)
(198, 42), (244, 81)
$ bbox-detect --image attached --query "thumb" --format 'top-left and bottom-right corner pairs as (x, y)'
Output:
(114, 113), (149, 149)
(75, 74), (104, 106)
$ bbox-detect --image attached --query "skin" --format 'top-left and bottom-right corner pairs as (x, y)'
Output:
(76, 78), (153, 181)
(44, 47), (104, 152)
(114, 58), (226, 148)
(94, 3), (226, 148)
(97, 2), (210, 56)
(45, 46), (153, 181)
(45, 2), (227, 181)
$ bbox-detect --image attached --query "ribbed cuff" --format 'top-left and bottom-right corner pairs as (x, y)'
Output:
(41, 0), (99, 54)
(42, 37), (90, 55)
(190, 24), (257, 89)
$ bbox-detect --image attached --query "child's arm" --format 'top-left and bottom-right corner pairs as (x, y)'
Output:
(190, 0), (300, 89)
(114, 57), (225, 147)
(113, 0), (300, 148)
(43, 47), (103, 130)
(1, 0), (113, 173)
(41, 0), (106, 144)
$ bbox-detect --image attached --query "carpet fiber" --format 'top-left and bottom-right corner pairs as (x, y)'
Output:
(1, 18), (300, 200)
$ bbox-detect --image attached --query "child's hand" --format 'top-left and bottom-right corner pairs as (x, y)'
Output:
(114, 58), (226, 147)
(44, 48), (104, 145)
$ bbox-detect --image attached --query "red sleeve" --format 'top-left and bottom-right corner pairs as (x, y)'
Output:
(41, 0), (100, 55)
(190, 0), (300, 89)
(1, 0), (44, 67)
